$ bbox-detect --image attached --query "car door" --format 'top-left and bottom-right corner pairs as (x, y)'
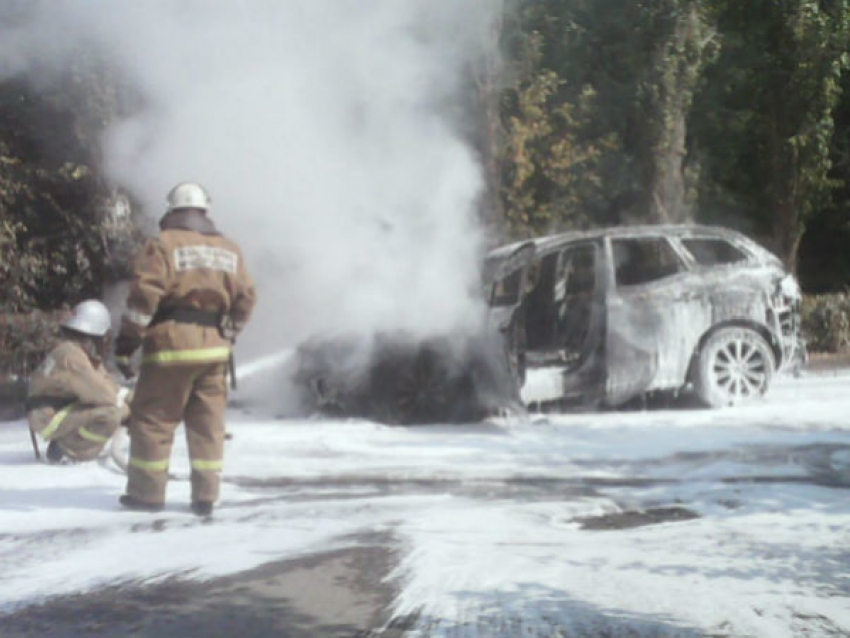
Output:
(519, 239), (607, 407)
(604, 235), (711, 405)
(554, 240), (608, 404)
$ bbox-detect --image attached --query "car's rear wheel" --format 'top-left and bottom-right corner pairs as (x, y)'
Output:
(693, 327), (775, 408)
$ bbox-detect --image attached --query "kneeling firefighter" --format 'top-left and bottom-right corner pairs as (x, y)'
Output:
(27, 300), (131, 463)
(114, 182), (256, 516)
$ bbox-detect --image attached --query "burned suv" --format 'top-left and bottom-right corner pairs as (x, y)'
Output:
(484, 225), (805, 409)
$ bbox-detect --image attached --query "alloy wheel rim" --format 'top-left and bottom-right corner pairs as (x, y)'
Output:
(710, 336), (769, 404)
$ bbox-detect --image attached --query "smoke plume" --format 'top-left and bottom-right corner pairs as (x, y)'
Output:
(1, 0), (501, 363)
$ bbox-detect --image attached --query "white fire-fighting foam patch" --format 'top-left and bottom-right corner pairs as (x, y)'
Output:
(173, 246), (237, 273)
(123, 309), (153, 327)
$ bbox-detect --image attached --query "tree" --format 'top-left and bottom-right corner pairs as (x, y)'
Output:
(495, 0), (717, 235)
(798, 61), (850, 291)
(637, 0), (718, 223)
(0, 54), (137, 312)
(693, 0), (850, 270)
(496, 1), (618, 238)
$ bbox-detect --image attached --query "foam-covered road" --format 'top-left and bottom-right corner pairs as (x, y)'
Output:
(1, 369), (849, 636)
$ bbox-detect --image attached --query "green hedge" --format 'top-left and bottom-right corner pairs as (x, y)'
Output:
(801, 293), (850, 353)
(0, 311), (62, 379)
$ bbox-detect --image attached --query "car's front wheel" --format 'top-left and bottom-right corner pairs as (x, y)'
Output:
(693, 327), (775, 408)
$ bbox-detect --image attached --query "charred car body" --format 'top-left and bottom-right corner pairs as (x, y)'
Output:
(485, 225), (805, 409)
(292, 330), (520, 424)
(292, 224), (804, 423)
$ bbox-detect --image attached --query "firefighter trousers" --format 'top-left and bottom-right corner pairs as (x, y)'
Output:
(125, 362), (227, 505)
(52, 405), (125, 461)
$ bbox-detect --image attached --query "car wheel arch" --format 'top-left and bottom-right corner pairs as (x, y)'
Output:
(686, 319), (782, 384)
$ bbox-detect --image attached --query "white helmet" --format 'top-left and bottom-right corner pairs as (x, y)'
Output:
(62, 300), (111, 337)
(166, 182), (211, 212)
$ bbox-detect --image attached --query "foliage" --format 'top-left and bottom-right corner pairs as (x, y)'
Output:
(499, 45), (608, 235)
(495, 1), (850, 285)
(801, 293), (850, 352)
(798, 63), (850, 292)
(636, 1), (718, 223)
(0, 52), (139, 314)
(497, 0), (719, 234)
(497, 8), (612, 238)
(0, 311), (61, 377)
(3, 0), (850, 314)
(691, 0), (850, 268)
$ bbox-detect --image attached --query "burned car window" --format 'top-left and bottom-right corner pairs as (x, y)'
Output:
(682, 237), (748, 266)
(490, 269), (522, 306)
(613, 237), (682, 286)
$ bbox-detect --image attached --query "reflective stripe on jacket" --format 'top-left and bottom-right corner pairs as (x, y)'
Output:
(143, 346), (231, 365)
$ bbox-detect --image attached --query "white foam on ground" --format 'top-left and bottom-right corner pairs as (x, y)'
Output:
(1, 369), (849, 635)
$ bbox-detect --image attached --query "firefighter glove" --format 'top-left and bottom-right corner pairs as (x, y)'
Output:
(115, 356), (136, 380)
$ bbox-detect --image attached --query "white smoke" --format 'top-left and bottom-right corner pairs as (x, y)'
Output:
(1, 0), (501, 360)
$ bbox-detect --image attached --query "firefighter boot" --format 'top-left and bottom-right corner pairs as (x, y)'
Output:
(119, 494), (164, 513)
(191, 501), (213, 517)
(46, 440), (65, 463)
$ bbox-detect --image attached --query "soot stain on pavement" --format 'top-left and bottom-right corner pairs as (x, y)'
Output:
(575, 506), (701, 530)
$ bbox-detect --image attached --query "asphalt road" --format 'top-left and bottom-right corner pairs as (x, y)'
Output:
(1, 365), (849, 637)
(0, 540), (403, 638)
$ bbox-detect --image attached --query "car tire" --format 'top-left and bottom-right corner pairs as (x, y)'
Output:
(693, 326), (775, 408)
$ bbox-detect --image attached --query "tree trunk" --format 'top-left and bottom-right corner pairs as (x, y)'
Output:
(645, 2), (716, 224)
(649, 105), (689, 224)
(772, 196), (803, 273)
(471, 4), (505, 243)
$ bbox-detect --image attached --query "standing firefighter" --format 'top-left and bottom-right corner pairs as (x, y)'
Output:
(27, 300), (131, 463)
(115, 182), (256, 516)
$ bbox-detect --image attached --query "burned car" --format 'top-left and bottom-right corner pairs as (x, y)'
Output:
(485, 224), (805, 409)
(291, 224), (804, 423)
(291, 330), (521, 424)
